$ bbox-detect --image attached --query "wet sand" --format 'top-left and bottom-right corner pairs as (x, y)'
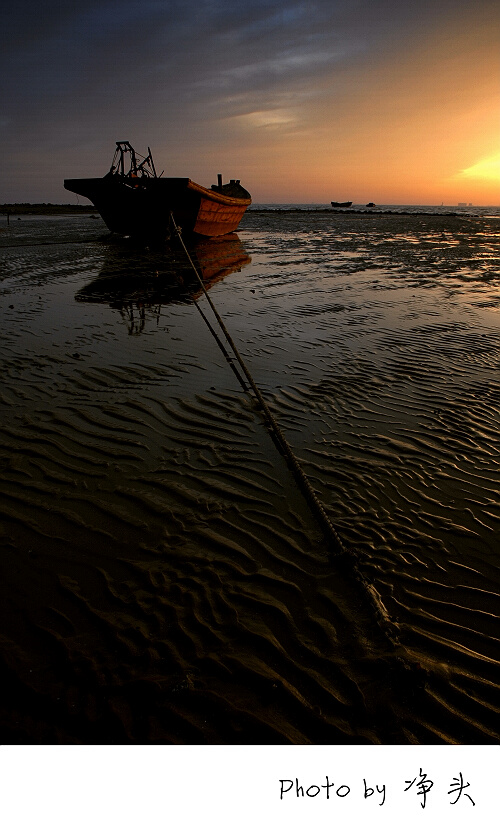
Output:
(0, 210), (499, 743)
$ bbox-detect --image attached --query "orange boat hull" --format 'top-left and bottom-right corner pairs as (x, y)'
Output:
(64, 175), (251, 239)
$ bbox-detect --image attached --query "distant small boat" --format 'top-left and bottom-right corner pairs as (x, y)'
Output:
(64, 141), (252, 239)
(366, 202), (376, 207)
(331, 201), (352, 208)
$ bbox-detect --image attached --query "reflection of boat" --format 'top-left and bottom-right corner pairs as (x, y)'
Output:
(330, 201), (352, 208)
(75, 234), (251, 333)
(65, 141), (252, 239)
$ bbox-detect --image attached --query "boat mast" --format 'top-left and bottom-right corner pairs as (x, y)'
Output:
(110, 141), (157, 179)
(147, 147), (157, 178)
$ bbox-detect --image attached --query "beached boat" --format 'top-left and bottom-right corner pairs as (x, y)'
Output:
(330, 201), (352, 208)
(64, 141), (252, 239)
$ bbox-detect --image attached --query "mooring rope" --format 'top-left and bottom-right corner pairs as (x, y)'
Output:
(187, 284), (250, 393)
(170, 213), (345, 555)
(169, 215), (409, 653)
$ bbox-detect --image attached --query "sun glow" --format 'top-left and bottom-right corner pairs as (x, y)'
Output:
(458, 154), (500, 182)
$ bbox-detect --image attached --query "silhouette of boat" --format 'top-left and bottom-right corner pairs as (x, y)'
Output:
(65, 141), (252, 239)
(75, 234), (251, 332)
(330, 201), (352, 208)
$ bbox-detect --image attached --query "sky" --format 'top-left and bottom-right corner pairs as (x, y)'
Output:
(1, 0), (499, 205)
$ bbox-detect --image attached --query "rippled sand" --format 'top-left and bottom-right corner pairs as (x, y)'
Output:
(0, 211), (499, 743)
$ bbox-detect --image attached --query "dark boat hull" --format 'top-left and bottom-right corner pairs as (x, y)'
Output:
(64, 174), (251, 238)
(330, 201), (352, 208)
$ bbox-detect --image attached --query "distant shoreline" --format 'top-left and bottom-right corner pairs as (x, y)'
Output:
(1, 203), (496, 219)
(0, 203), (95, 215)
(248, 207), (466, 216)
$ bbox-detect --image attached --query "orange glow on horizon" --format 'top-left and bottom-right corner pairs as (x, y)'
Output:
(204, 11), (500, 205)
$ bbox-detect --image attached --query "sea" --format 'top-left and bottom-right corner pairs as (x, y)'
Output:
(0, 204), (499, 744)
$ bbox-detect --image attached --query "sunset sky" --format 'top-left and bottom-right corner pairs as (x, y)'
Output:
(1, 0), (499, 205)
